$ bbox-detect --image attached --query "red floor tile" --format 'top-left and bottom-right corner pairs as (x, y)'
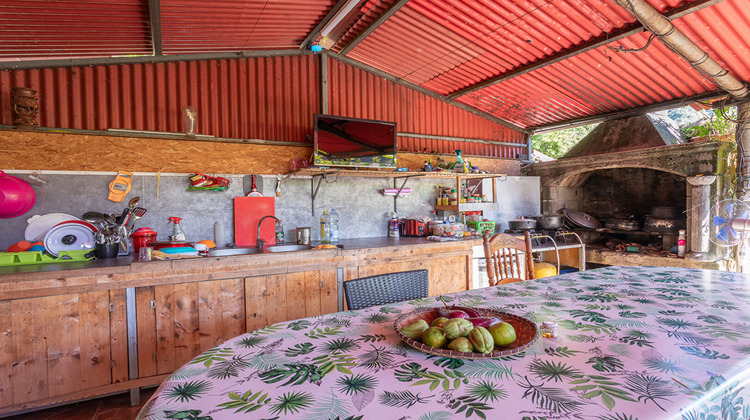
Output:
(3, 388), (156, 420)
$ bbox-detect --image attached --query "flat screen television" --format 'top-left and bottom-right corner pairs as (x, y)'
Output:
(313, 114), (397, 168)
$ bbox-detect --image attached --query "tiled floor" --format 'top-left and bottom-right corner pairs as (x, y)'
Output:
(4, 388), (156, 420)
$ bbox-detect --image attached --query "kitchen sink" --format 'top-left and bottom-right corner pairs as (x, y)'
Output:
(265, 244), (313, 253)
(208, 248), (263, 256)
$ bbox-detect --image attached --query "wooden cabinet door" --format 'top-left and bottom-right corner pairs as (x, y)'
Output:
(0, 291), (115, 408)
(135, 278), (246, 379)
(245, 269), (338, 332)
(355, 255), (469, 297)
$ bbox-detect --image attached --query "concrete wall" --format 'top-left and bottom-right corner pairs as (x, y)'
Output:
(0, 171), (539, 250)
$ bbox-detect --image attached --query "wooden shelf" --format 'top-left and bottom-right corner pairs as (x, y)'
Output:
(292, 168), (507, 179)
(435, 203), (496, 212)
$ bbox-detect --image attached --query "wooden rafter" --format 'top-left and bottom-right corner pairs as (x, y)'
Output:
(148, 0), (163, 56)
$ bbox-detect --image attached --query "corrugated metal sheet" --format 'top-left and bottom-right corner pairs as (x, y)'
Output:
(160, 0), (335, 53)
(0, 55), (321, 142)
(327, 59), (525, 158)
(0, 55), (521, 157)
(331, 0), (396, 52)
(0, 0), (152, 59)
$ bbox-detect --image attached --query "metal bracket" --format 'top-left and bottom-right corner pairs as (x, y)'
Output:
(109, 302), (116, 312)
(392, 173), (427, 213)
(310, 171), (336, 216)
(150, 300), (156, 309)
(337, 267), (344, 312)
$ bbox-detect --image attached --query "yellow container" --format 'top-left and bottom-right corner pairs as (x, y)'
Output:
(534, 262), (558, 278)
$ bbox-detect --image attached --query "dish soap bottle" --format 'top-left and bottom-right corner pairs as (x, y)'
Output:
(168, 217), (186, 241)
(389, 212), (400, 238)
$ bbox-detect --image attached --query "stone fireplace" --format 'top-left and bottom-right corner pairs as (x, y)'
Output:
(524, 114), (735, 269)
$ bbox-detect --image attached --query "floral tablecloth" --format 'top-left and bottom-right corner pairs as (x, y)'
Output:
(138, 266), (750, 420)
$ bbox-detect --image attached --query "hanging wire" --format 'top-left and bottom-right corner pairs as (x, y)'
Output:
(606, 33), (656, 53)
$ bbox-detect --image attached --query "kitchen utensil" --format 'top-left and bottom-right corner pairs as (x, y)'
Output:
(25, 213), (80, 241)
(128, 196), (140, 211)
(296, 227), (311, 245)
(234, 196), (275, 246)
(605, 215), (641, 231)
(94, 242), (119, 259)
(43, 220), (97, 257)
(150, 240), (195, 250)
(507, 218), (537, 231)
(129, 207), (147, 231)
(650, 206), (680, 219)
(643, 215), (685, 234)
(0, 170), (36, 219)
(527, 214), (564, 230)
(6, 240), (32, 252)
(132, 227), (157, 253)
(107, 171), (133, 202)
(562, 209), (602, 229)
(246, 175), (263, 197)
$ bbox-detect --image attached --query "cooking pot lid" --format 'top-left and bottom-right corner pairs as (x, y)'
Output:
(43, 221), (96, 257)
(563, 209), (602, 229)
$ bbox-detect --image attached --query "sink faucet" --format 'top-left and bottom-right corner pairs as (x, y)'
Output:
(257, 215), (282, 249)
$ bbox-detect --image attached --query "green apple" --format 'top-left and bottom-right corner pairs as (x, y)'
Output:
(487, 322), (516, 347)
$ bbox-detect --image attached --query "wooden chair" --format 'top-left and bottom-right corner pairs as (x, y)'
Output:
(343, 269), (429, 310)
(483, 232), (535, 286)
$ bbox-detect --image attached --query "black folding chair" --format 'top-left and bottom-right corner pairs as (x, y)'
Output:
(343, 269), (429, 310)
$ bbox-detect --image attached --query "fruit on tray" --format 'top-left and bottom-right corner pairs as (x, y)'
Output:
(446, 337), (474, 352)
(421, 327), (447, 348)
(468, 326), (494, 353)
(445, 309), (470, 319)
(443, 318), (474, 340)
(488, 322), (517, 347)
(401, 319), (430, 340)
(431, 317), (449, 328)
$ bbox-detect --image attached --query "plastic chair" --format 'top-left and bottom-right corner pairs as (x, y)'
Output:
(344, 269), (429, 310)
(483, 232), (535, 286)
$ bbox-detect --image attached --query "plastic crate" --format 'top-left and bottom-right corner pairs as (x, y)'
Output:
(467, 220), (495, 234)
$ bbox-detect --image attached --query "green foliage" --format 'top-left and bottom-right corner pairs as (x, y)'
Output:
(531, 124), (598, 159)
(467, 380), (508, 402)
(237, 335), (266, 348)
(586, 356), (625, 372)
(313, 352), (358, 376)
(519, 376), (584, 414)
(450, 394), (494, 419)
(337, 373), (378, 395)
(270, 390), (314, 416)
(218, 389), (272, 413)
(681, 106), (737, 140)
(411, 368), (468, 391)
(569, 375), (636, 410)
(543, 346), (583, 358)
(304, 326), (344, 339)
(207, 355), (251, 380)
(379, 390), (433, 408)
(259, 363), (324, 386)
(529, 360), (583, 382)
(189, 347), (234, 368)
(285, 342), (315, 357)
(165, 380), (212, 403)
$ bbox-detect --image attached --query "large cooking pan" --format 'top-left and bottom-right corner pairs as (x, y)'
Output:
(527, 214), (565, 230)
(508, 218), (536, 230)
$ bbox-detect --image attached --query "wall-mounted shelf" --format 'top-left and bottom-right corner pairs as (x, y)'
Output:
(291, 168), (508, 215)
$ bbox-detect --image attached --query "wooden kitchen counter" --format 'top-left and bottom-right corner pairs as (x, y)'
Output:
(0, 237), (478, 415)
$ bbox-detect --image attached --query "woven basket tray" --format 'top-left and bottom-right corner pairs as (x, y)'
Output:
(394, 306), (538, 359)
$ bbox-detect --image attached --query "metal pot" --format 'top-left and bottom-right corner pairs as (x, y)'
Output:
(642, 216), (685, 234)
(508, 218), (537, 231)
(528, 214), (564, 230)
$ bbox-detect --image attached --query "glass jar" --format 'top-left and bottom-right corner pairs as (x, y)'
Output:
(540, 321), (558, 338)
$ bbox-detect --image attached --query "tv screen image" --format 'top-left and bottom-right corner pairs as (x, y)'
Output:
(313, 114), (397, 168)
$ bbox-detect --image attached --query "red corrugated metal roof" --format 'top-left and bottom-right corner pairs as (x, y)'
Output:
(0, 0), (151, 58)
(160, 0), (336, 53)
(0, 0), (748, 131)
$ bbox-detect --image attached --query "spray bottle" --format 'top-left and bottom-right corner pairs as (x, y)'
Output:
(168, 217), (186, 241)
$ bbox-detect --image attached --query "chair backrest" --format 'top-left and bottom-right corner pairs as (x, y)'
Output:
(344, 269), (429, 310)
(483, 232), (535, 286)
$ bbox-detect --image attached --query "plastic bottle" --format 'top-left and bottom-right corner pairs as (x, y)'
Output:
(389, 212), (400, 238)
(320, 210), (331, 244)
(677, 229), (686, 258)
(214, 221), (226, 247)
(329, 209), (340, 243)
(275, 221), (285, 243)
(454, 149), (464, 173)
(168, 217), (186, 241)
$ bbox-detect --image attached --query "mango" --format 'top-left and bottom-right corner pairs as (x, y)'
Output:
(421, 327), (447, 348)
(443, 318), (474, 340)
(468, 326), (494, 353)
(401, 319), (429, 340)
(431, 317), (449, 328)
(446, 337), (474, 352)
(487, 322), (516, 347)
